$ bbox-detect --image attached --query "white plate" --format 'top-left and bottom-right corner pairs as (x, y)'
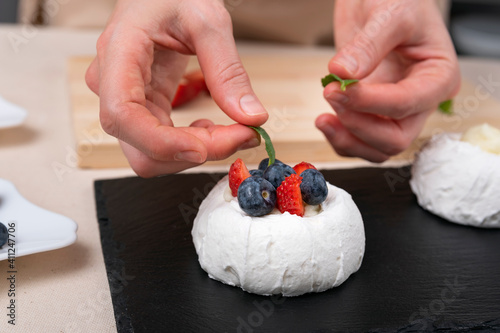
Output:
(0, 96), (27, 128)
(0, 179), (77, 260)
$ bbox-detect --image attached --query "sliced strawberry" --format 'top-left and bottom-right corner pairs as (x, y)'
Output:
(171, 70), (209, 108)
(277, 174), (304, 217)
(229, 158), (251, 197)
(293, 161), (317, 176)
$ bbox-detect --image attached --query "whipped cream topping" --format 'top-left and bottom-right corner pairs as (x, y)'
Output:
(192, 176), (365, 296)
(410, 131), (500, 228)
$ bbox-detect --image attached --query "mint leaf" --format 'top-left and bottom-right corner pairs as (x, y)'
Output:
(248, 126), (275, 166)
(321, 73), (339, 87)
(340, 79), (359, 91)
(321, 74), (359, 91)
(438, 99), (453, 114)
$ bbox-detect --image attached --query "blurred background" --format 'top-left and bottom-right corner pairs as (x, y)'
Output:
(0, 0), (17, 24)
(451, 0), (500, 58)
(1, 0), (499, 57)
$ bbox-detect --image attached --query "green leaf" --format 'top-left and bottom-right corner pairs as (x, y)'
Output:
(321, 74), (359, 91)
(438, 99), (453, 114)
(248, 126), (275, 166)
(321, 73), (339, 87)
(340, 79), (359, 91)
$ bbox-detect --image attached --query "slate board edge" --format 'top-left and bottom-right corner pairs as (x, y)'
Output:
(95, 180), (135, 333)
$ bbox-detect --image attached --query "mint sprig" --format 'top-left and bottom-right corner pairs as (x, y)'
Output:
(323, 73), (453, 115)
(438, 99), (453, 115)
(248, 126), (275, 166)
(321, 74), (359, 91)
(322, 73), (453, 115)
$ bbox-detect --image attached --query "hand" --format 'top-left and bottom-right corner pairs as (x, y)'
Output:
(85, 0), (268, 177)
(316, 0), (460, 162)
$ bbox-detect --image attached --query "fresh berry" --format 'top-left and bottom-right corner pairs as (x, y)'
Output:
(249, 169), (264, 177)
(258, 158), (283, 171)
(300, 169), (328, 205)
(171, 70), (209, 108)
(293, 161), (317, 176)
(238, 177), (277, 217)
(263, 163), (296, 189)
(0, 223), (7, 248)
(276, 174), (304, 217)
(229, 158), (251, 197)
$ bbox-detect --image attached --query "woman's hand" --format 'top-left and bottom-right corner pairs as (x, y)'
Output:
(85, 0), (268, 176)
(317, 0), (460, 162)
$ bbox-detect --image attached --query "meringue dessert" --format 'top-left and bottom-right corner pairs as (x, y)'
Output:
(192, 175), (365, 296)
(410, 123), (500, 228)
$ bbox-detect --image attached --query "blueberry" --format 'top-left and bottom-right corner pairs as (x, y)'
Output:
(237, 176), (277, 217)
(263, 162), (295, 189)
(249, 169), (264, 177)
(258, 158), (283, 171)
(0, 223), (7, 248)
(300, 169), (328, 205)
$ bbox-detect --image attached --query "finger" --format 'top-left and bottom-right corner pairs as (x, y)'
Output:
(145, 99), (173, 126)
(188, 121), (262, 156)
(119, 123), (260, 177)
(189, 8), (268, 126)
(324, 59), (460, 119)
(85, 57), (99, 95)
(109, 104), (209, 164)
(328, 6), (410, 79)
(97, 28), (208, 163)
(334, 106), (433, 156)
(119, 140), (199, 177)
(315, 113), (390, 163)
(190, 118), (214, 128)
(332, 0), (362, 45)
(182, 123), (261, 160)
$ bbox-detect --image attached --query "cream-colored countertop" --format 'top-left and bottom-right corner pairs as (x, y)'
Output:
(0, 24), (499, 332)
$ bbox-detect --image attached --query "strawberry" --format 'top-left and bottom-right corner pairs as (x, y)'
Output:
(171, 70), (209, 108)
(276, 174), (304, 217)
(229, 158), (251, 197)
(293, 161), (317, 176)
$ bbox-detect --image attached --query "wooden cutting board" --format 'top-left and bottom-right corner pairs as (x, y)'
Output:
(68, 51), (500, 169)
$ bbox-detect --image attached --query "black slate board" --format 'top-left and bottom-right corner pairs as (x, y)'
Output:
(94, 167), (500, 333)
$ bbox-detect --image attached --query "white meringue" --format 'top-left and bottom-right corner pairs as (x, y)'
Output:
(461, 123), (500, 155)
(192, 176), (365, 296)
(410, 128), (500, 228)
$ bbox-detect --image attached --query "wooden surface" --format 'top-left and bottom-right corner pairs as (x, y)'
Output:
(68, 52), (500, 169)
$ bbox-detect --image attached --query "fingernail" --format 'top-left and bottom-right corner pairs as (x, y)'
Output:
(334, 53), (358, 75)
(174, 151), (204, 163)
(240, 94), (267, 116)
(317, 122), (335, 138)
(326, 91), (349, 105)
(238, 137), (260, 151)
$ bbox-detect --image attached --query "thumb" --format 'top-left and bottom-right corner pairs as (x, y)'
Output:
(85, 57), (99, 95)
(193, 17), (268, 126)
(329, 10), (407, 79)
